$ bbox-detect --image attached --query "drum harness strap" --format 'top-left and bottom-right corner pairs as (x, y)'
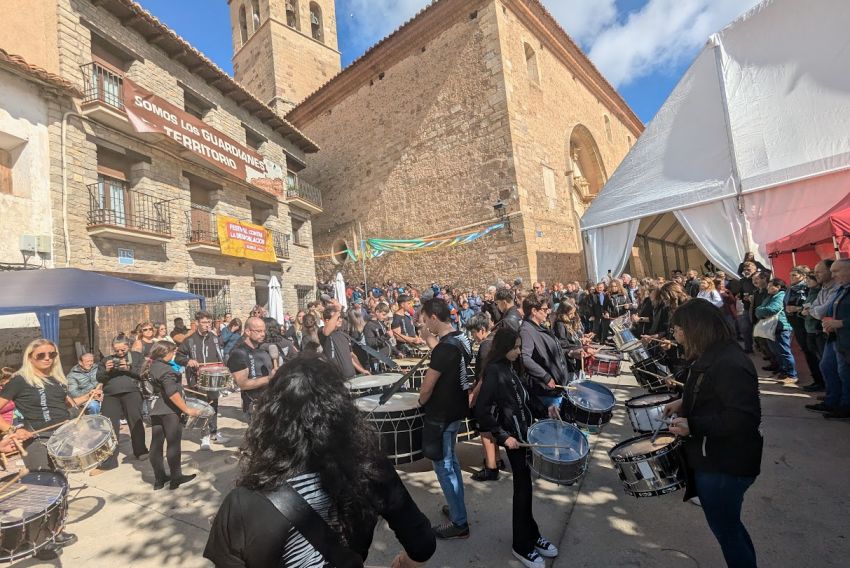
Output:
(507, 368), (532, 445)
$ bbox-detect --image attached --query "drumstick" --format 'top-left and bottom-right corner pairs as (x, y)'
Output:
(633, 367), (672, 381)
(648, 337), (678, 346)
(0, 452), (7, 469)
(11, 439), (26, 457)
(30, 420), (69, 435)
(0, 469), (25, 495)
(0, 485), (26, 502)
(184, 387), (208, 398)
(75, 389), (98, 423)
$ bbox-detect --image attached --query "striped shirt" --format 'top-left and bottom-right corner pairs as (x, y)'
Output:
(280, 473), (339, 567)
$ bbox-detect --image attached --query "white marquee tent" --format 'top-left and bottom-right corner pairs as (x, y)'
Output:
(580, 0), (850, 281)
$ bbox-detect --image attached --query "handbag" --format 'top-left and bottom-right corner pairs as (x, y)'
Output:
(753, 314), (779, 340)
(262, 482), (364, 568)
(421, 418), (445, 461)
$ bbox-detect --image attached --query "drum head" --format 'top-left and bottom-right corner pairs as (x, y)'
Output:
(186, 397), (214, 418)
(527, 420), (588, 461)
(355, 392), (419, 413)
(47, 415), (114, 457)
(594, 353), (621, 362)
(567, 380), (616, 413)
(346, 373), (402, 390)
(393, 358), (422, 367)
(609, 432), (678, 461)
(0, 472), (67, 524)
(626, 393), (676, 409)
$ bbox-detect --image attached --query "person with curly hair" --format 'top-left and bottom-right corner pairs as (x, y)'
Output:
(204, 355), (436, 567)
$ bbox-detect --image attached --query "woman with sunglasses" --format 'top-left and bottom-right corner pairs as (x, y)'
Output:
(153, 322), (175, 344)
(475, 327), (560, 568)
(132, 321), (157, 357)
(0, 339), (83, 558)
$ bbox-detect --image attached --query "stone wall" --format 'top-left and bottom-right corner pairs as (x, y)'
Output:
(495, 1), (639, 284)
(298, 3), (529, 289)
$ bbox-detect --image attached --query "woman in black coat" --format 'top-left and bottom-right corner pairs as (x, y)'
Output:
(475, 328), (560, 568)
(664, 299), (762, 568)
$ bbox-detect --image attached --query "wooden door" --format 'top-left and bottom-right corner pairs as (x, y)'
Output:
(96, 303), (166, 356)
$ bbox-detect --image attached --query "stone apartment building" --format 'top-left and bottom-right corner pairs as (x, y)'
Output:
(0, 0), (323, 360)
(281, 0), (644, 288)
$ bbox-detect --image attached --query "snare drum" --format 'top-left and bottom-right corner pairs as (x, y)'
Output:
(632, 356), (674, 393)
(561, 380), (616, 433)
(626, 343), (661, 364)
(356, 392), (424, 464)
(345, 373), (402, 398)
(608, 432), (686, 497)
(0, 471), (68, 562)
(526, 420), (589, 485)
(625, 392), (677, 434)
(384, 358), (429, 389)
(586, 353), (622, 377)
(184, 397), (215, 430)
(46, 414), (117, 473)
(197, 366), (233, 393)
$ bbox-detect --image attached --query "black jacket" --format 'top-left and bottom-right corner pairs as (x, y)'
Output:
(648, 304), (671, 338)
(475, 359), (548, 445)
(588, 292), (614, 320)
(148, 359), (185, 416)
(519, 319), (570, 395)
(495, 306), (522, 332)
(176, 331), (224, 383)
(684, 278), (700, 298)
(553, 321), (582, 372)
(680, 340), (762, 487)
(363, 319), (392, 359)
(97, 351), (144, 395)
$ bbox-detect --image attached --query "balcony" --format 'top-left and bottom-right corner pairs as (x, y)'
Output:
(271, 230), (291, 260)
(80, 62), (134, 133)
(87, 179), (172, 245)
(284, 176), (323, 214)
(186, 204), (221, 254)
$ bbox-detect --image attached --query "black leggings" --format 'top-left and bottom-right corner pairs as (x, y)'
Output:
(150, 414), (183, 482)
(101, 390), (148, 468)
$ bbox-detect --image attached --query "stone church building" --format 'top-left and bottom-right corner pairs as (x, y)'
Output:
(262, 0), (645, 287)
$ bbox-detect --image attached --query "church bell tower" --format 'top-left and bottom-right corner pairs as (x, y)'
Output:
(229, 0), (341, 115)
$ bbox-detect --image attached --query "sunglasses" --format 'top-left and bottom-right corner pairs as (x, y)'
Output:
(141, 327), (153, 332)
(34, 351), (59, 361)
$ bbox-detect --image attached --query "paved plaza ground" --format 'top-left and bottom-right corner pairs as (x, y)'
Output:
(11, 349), (849, 567)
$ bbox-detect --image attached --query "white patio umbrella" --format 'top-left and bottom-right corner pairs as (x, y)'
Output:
(335, 272), (348, 311)
(267, 276), (284, 324)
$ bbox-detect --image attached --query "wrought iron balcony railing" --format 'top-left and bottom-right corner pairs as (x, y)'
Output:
(285, 176), (322, 209)
(81, 62), (124, 110)
(186, 204), (219, 244)
(87, 178), (171, 236)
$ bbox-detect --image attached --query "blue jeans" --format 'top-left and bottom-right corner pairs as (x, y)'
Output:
(769, 328), (797, 377)
(85, 400), (101, 415)
(432, 420), (468, 527)
(820, 341), (850, 409)
(694, 471), (757, 568)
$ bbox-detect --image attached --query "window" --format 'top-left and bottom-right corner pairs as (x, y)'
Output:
(291, 216), (305, 246)
(605, 115), (613, 143)
(183, 88), (214, 120)
(238, 5), (248, 45)
(627, 135), (633, 147)
(95, 146), (131, 226)
(524, 43), (539, 84)
(244, 125), (266, 151)
(0, 149), (11, 195)
(286, 0), (300, 29)
(310, 2), (324, 42)
(251, 0), (261, 31)
(542, 165), (557, 209)
(188, 278), (231, 318)
(296, 285), (314, 311)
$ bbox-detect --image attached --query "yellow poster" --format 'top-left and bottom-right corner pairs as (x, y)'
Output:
(216, 215), (277, 263)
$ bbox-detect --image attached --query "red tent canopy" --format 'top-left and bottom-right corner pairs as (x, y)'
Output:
(767, 193), (850, 279)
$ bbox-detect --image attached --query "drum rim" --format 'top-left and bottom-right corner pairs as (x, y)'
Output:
(46, 415), (115, 454)
(625, 393), (677, 408)
(527, 419), (590, 460)
(529, 459), (587, 485)
(622, 480), (685, 497)
(608, 432), (680, 462)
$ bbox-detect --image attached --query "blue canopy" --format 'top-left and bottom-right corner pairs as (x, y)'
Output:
(0, 268), (204, 342)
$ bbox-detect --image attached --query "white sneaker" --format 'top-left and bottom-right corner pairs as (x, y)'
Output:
(211, 433), (229, 444)
(535, 537), (559, 558)
(689, 496), (702, 507)
(512, 550), (544, 568)
(200, 435), (212, 450)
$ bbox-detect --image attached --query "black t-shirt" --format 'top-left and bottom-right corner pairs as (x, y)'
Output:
(227, 342), (274, 402)
(319, 330), (357, 379)
(0, 375), (71, 431)
(148, 360), (184, 416)
(425, 331), (472, 423)
(391, 313), (416, 338)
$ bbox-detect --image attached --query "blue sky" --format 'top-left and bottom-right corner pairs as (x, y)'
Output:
(136, 0), (760, 123)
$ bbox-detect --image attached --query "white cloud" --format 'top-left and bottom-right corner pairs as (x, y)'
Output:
(545, 0), (763, 87)
(342, 0), (428, 46)
(543, 0), (618, 46)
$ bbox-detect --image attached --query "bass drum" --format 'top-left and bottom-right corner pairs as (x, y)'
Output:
(345, 373), (402, 398)
(356, 392), (424, 465)
(0, 471), (68, 562)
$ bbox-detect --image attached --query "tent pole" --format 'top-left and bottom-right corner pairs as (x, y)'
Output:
(711, 38), (753, 256)
(358, 222), (368, 294)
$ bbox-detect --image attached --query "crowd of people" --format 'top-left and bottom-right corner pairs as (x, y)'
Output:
(0, 254), (847, 566)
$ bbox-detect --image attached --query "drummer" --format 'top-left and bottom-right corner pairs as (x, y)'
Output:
(142, 341), (201, 490)
(553, 303), (594, 380)
(475, 328), (560, 568)
(176, 310), (228, 450)
(664, 299), (762, 568)
(363, 302), (393, 373)
(227, 317), (275, 420)
(466, 314), (502, 482)
(0, 338), (80, 557)
(519, 297), (570, 408)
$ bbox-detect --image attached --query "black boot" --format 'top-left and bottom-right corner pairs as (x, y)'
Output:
(471, 467), (499, 482)
(169, 474), (197, 490)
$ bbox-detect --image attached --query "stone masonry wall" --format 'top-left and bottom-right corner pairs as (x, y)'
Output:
(297, 2), (530, 289)
(43, 0), (318, 319)
(496, 1), (639, 285)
